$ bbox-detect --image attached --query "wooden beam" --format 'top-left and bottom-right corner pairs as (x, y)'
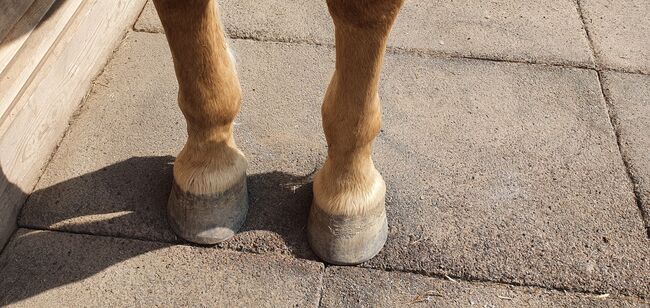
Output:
(0, 0), (81, 121)
(0, 0), (36, 43)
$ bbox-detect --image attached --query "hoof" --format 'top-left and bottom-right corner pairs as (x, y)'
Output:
(307, 201), (388, 265)
(167, 175), (248, 245)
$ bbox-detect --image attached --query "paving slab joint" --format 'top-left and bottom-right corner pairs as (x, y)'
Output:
(575, 0), (650, 236)
(363, 264), (649, 300)
(132, 2), (152, 32)
(131, 28), (650, 76)
(316, 268), (326, 308)
(595, 71), (650, 238)
(132, 27), (160, 34)
(573, 0), (600, 70)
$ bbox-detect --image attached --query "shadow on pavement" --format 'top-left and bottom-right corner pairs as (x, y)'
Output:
(0, 165), (26, 252)
(0, 155), (316, 305)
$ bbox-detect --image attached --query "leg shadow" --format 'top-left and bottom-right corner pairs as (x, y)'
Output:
(1, 155), (317, 304)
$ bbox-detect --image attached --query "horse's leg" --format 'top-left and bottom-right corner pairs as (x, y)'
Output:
(153, 0), (247, 244)
(309, 0), (404, 265)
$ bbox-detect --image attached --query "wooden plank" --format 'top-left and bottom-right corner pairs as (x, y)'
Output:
(0, 0), (36, 43)
(0, 0), (58, 75)
(0, 0), (147, 248)
(0, 0), (82, 121)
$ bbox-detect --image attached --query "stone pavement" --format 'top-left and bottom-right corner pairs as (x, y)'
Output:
(1, 0), (649, 306)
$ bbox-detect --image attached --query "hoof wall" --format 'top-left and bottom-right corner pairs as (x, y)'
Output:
(307, 203), (387, 265)
(167, 176), (248, 245)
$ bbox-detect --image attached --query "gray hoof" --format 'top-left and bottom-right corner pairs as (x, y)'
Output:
(167, 176), (248, 245)
(307, 202), (388, 265)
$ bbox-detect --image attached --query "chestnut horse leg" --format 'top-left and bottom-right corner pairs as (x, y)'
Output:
(309, 0), (404, 264)
(153, 0), (248, 244)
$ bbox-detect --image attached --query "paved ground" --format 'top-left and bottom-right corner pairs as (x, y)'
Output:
(1, 0), (649, 306)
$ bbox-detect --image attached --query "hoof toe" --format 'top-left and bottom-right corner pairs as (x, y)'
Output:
(307, 202), (387, 265)
(167, 176), (248, 244)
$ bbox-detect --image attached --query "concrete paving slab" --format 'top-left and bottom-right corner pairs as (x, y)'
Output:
(18, 32), (650, 296)
(321, 267), (647, 307)
(601, 71), (650, 231)
(578, 0), (650, 73)
(0, 229), (323, 307)
(135, 0), (593, 67)
(370, 51), (650, 297)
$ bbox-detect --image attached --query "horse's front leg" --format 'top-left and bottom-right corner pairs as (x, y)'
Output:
(153, 0), (248, 244)
(309, 0), (405, 264)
